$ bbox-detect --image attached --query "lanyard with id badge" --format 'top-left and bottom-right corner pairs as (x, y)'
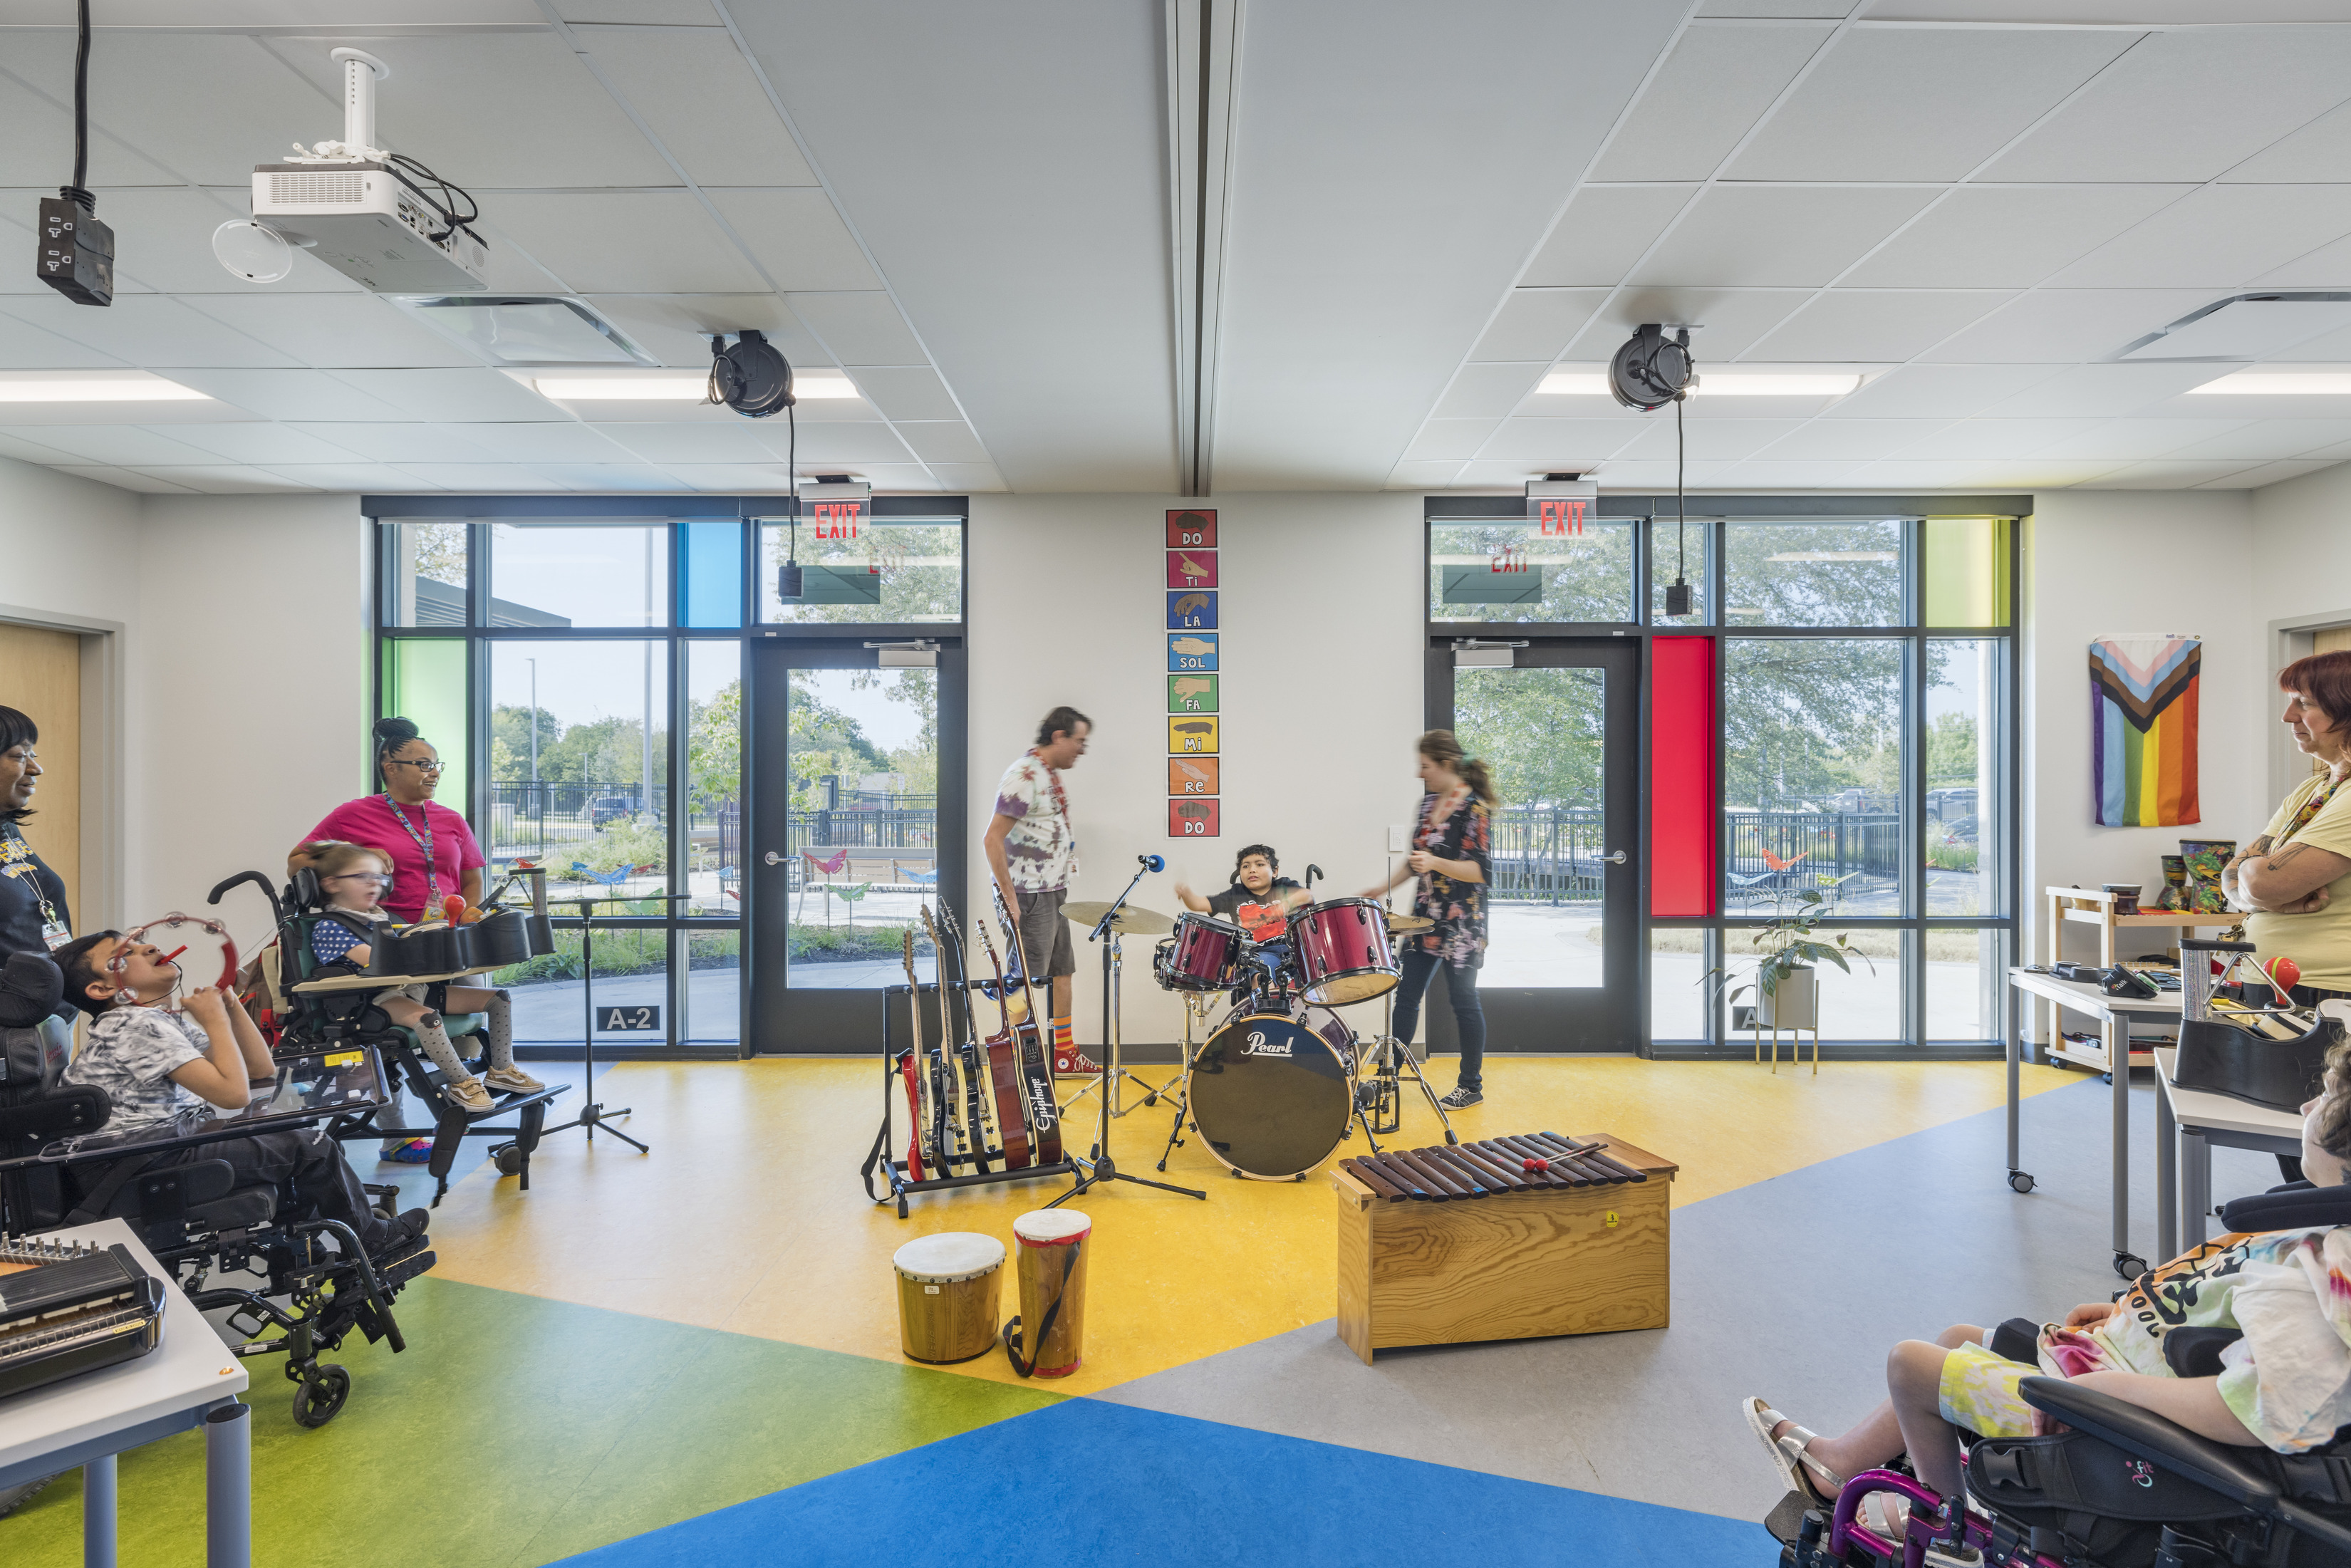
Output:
(1, 827), (71, 951)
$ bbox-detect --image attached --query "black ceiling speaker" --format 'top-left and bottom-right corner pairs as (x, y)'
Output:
(1609, 323), (1695, 412)
(708, 330), (794, 418)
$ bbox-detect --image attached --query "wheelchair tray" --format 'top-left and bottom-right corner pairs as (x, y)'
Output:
(27, 1047), (393, 1165)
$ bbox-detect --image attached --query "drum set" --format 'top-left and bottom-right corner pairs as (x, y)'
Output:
(1066, 894), (1457, 1183)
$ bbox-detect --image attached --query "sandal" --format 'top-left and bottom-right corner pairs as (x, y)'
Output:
(1743, 1397), (1842, 1507)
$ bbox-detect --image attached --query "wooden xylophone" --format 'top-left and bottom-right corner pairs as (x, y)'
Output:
(1338, 1131), (1646, 1202)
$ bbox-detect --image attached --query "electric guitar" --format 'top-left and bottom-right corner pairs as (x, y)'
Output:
(896, 929), (933, 1180)
(985, 889), (1063, 1164)
(943, 903), (1029, 1170)
(909, 923), (959, 1170)
(922, 905), (992, 1175)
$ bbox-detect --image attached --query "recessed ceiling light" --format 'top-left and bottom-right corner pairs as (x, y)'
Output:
(2188, 370), (2351, 395)
(534, 372), (861, 401)
(0, 373), (210, 403)
(1538, 370), (1859, 398)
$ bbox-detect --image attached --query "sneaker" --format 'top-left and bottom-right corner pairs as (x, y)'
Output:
(482, 1064), (546, 1094)
(445, 1076), (496, 1113)
(368, 1208), (430, 1262)
(1438, 1087), (1483, 1109)
(379, 1139), (433, 1164)
(1054, 1049), (1101, 1076)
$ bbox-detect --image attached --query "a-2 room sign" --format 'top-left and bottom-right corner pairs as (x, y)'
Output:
(596, 1004), (661, 1032)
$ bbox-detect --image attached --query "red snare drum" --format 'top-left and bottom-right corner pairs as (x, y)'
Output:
(1155, 912), (1247, 993)
(1287, 898), (1398, 1007)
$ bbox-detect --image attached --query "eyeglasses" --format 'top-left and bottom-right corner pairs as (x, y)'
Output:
(385, 758), (445, 773)
(328, 872), (391, 886)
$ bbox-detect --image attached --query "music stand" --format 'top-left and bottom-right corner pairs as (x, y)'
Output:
(1046, 862), (1205, 1209)
(538, 886), (693, 1156)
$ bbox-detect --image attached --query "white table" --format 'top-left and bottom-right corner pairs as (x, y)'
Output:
(2005, 967), (2183, 1277)
(0, 1220), (251, 1567)
(2152, 1047), (2305, 1258)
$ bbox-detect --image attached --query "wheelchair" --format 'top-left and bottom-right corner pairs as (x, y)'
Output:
(0, 1007), (431, 1430)
(213, 870), (569, 1207)
(1770, 1185), (2351, 1568)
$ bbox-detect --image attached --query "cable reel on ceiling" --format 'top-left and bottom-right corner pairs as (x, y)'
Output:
(708, 330), (795, 419)
(1608, 323), (1696, 412)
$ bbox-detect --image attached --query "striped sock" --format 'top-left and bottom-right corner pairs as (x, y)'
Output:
(1053, 1015), (1074, 1050)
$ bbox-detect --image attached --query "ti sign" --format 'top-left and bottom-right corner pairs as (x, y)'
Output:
(596, 1004), (661, 1032)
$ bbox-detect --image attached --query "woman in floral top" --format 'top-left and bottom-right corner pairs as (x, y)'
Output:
(1364, 730), (1494, 1107)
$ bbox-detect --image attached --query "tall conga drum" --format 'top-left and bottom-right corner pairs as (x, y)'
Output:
(892, 1232), (1005, 1364)
(1005, 1209), (1092, 1378)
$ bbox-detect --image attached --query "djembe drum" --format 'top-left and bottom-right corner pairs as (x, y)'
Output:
(891, 1232), (1005, 1364)
(1004, 1209), (1092, 1378)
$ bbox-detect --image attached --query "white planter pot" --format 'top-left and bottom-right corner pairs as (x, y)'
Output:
(1757, 964), (1818, 1030)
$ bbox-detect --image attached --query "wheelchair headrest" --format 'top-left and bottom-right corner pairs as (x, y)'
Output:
(2221, 1180), (2351, 1234)
(0, 951), (62, 1027)
(0, 1019), (68, 1096)
(289, 868), (325, 913)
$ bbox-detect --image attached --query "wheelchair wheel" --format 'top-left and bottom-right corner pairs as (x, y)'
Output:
(292, 1364), (351, 1428)
(492, 1143), (524, 1177)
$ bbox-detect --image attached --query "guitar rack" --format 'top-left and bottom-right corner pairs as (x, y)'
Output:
(863, 980), (1079, 1218)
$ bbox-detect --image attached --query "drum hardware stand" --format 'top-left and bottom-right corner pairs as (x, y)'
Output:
(1154, 993), (1211, 1172)
(1363, 930), (1458, 1146)
(1049, 862), (1207, 1209)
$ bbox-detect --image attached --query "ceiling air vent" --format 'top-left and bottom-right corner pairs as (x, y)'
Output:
(2115, 294), (2351, 362)
(268, 170), (367, 205)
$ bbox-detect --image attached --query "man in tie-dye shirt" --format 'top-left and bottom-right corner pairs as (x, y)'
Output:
(984, 705), (1092, 1073)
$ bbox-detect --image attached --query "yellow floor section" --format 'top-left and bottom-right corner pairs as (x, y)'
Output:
(420, 1054), (2072, 1396)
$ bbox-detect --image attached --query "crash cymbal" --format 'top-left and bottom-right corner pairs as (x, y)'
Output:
(1385, 913), (1434, 934)
(1060, 900), (1177, 935)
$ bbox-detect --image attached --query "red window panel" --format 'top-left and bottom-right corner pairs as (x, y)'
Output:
(1651, 635), (1715, 918)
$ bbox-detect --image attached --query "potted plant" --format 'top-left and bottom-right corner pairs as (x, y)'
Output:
(1705, 888), (1870, 1032)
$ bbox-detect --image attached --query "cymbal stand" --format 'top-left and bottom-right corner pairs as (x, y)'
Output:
(1048, 863), (1206, 1208)
(1155, 992), (1210, 1172)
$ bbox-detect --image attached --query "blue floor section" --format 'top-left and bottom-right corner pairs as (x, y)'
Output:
(556, 1398), (1774, 1567)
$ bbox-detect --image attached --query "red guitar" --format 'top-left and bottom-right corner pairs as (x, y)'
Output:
(896, 928), (934, 1180)
(977, 909), (1060, 1165)
(940, 902), (1029, 1170)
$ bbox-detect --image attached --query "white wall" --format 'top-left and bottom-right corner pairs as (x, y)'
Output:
(2248, 462), (2351, 799)
(967, 492), (1426, 1046)
(2022, 489), (2265, 979)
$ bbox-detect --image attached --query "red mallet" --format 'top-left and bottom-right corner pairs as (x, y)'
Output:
(442, 893), (468, 925)
(158, 945), (187, 965)
(1522, 1157), (1551, 1174)
(2264, 956), (2301, 1005)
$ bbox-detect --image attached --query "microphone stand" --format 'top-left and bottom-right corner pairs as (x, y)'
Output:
(1049, 860), (1206, 1208)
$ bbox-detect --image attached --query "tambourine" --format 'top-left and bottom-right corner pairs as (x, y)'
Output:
(124, 911), (242, 995)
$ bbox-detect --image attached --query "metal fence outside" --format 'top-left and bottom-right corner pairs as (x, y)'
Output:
(1488, 803), (1608, 901)
(482, 782), (938, 891)
(1726, 809), (1900, 905)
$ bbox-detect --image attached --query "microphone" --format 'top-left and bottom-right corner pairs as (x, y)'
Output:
(1139, 854), (1165, 873)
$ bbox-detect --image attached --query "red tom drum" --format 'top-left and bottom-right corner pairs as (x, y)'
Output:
(1154, 911), (1247, 993)
(1287, 898), (1398, 1007)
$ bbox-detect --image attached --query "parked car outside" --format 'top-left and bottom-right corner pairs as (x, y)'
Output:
(590, 794), (635, 829)
(1940, 816), (1978, 846)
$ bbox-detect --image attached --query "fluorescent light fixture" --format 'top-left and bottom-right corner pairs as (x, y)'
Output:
(534, 372), (861, 401)
(0, 373), (209, 403)
(1537, 370), (1859, 398)
(2189, 371), (2351, 395)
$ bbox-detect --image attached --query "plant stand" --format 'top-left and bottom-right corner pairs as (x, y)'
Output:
(1754, 965), (1820, 1076)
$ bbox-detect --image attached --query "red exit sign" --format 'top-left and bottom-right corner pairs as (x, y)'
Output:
(1535, 497), (1586, 536)
(810, 499), (863, 539)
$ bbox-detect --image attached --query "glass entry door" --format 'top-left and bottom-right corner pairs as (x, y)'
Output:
(749, 638), (964, 1052)
(1426, 638), (1640, 1052)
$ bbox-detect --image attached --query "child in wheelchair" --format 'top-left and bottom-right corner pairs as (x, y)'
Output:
(53, 929), (428, 1262)
(299, 840), (541, 1113)
(1748, 1042), (2351, 1564)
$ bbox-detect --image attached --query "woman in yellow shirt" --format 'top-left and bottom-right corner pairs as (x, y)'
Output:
(2223, 651), (2351, 1005)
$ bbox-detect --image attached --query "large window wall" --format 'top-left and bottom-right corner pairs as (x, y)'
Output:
(1428, 496), (2021, 1056)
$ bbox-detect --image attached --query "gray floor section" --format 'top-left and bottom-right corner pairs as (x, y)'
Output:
(1089, 1074), (2285, 1522)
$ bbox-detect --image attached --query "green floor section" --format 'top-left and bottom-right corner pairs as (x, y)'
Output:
(1, 1277), (1059, 1567)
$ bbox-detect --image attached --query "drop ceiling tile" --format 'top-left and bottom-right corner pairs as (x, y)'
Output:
(782, 293), (925, 365)
(2085, 459), (2267, 489)
(1403, 418), (1503, 462)
(284, 422), (499, 464)
(583, 294), (826, 369)
(180, 295), (479, 370)
(1384, 460), (1466, 491)
(1728, 28), (2132, 182)
(389, 463), (571, 492)
(1979, 362), (2226, 418)
(130, 464), (315, 493)
(1848, 457), (2122, 489)
(2049, 185), (2351, 289)
(1616, 417), (1810, 461)
(12, 425), (235, 467)
(2171, 420), (2351, 460)
(1629, 186), (1939, 288)
(0, 303), (123, 368)
(2226, 98), (2351, 183)
(0, 293), (297, 368)
(255, 462), (437, 492)
(925, 462), (1008, 494)
(1433, 363), (1547, 420)
(485, 194), (767, 295)
(1842, 185), (2195, 289)
(2032, 419), (2258, 462)
(0, 431), (79, 464)
(1984, 27), (2351, 182)
(440, 423), (638, 463)
(1563, 289), (1811, 361)
(762, 421), (911, 464)
(1891, 419), (2107, 459)
(49, 465), (200, 494)
(1571, 457), (1738, 488)
(644, 463), (792, 492)
(1748, 419), (1953, 460)
(325, 369), (570, 422)
(1480, 417), (1649, 462)
(1820, 364), (2062, 419)
(1919, 289), (2216, 364)
(582, 422), (779, 463)
(270, 34), (677, 188)
(167, 368), (408, 422)
(529, 462), (692, 492)
(892, 421), (989, 465)
(1589, 23), (1834, 182)
(586, 29), (816, 187)
(59, 33), (343, 186)
(1520, 188), (1693, 288)
(154, 422), (366, 465)
(1469, 290), (1611, 363)
(838, 464), (940, 492)
(1746, 290), (2014, 361)
(706, 189), (881, 293)
(1710, 457), (1864, 487)
(846, 365), (962, 422)
(2254, 233), (2351, 290)
(557, 1), (720, 19)
(1451, 458), (1575, 487)
(0, 50), (178, 187)
(2204, 458), (2343, 488)
(465, 228), (578, 296)
(1696, 1), (1849, 15)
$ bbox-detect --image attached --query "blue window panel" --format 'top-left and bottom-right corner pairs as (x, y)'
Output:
(680, 519), (744, 628)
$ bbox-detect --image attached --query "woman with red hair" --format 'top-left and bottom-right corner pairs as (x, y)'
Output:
(2223, 650), (2351, 1009)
